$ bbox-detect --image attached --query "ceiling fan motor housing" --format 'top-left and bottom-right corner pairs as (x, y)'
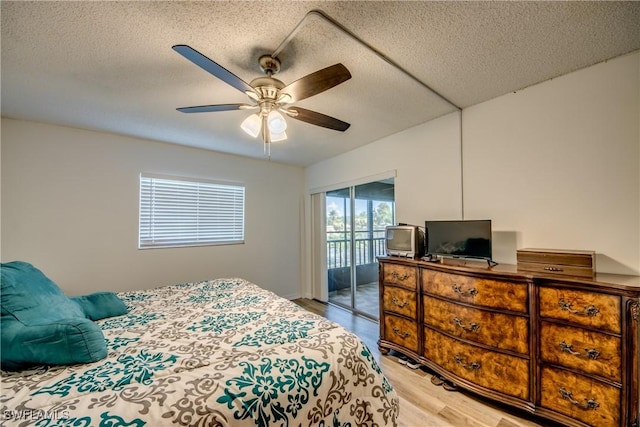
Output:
(249, 77), (285, 99)
(249, 76), (286, 115)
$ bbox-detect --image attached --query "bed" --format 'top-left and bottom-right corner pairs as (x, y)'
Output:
(1, 277), (399, 427)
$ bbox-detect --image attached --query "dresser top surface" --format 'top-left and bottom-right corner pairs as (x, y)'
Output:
(378, 256), (640, 292)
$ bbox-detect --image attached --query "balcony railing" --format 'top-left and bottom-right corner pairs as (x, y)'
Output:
(327, 231), (386, 269)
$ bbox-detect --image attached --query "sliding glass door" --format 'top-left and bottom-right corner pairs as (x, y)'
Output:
(326, 179), (395, 318)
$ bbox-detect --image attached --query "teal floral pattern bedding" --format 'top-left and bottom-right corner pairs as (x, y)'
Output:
(1, 278), (399, 426)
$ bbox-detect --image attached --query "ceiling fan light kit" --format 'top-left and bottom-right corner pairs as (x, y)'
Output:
(267, 110), (287, 134)
(240, 111), (287, 156)
(172, 44), (352, 159)
(240, 114), (261, 138)
(270, 131), (287, 142)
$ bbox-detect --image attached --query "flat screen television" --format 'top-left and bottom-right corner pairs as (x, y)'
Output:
(385, 225), (425, 258)
(425, 220), (492, 261)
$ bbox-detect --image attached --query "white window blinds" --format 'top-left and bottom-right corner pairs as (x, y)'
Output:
(139, 173), (245, 248)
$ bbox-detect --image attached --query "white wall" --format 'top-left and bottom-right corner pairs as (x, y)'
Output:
(305, 51), (640, 280)
(1, 119), (305, 298)
(463, 51), (639, 274)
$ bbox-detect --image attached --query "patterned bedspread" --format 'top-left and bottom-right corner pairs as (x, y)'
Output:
(1, 278), (399, 426)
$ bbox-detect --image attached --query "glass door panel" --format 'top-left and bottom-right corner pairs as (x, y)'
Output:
(326, 179), (395, 319)
(326, 187), (352, 308)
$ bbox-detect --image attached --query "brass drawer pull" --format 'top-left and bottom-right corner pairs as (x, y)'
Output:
(454, 355), (481, 370)
(392, 327), (411, 339)
(559, 341), (601, 360)
(452, 284), (478, 297)
(559, 388), (600, 411)
(391, 297), (408, 308)
(453, 317), (480, 332)
(544, 266), (564, 272)
(558, 298), (600, 317)
(392, 271), (410, 281)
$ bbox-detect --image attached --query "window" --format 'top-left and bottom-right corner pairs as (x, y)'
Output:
(139, 173), (245, 249)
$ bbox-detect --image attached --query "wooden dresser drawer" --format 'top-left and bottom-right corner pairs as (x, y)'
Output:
(421, 269), (528, 313)
(423, 328), (529, 400)
(423, 295), (529, 354)
(540, 366), (620, 426)
(383, 286), (417, 319)
(539, 287), (621, 334)
(383, 263), (417, 289)
(540, 321), (621, 382)
(383, 314), (418, 352)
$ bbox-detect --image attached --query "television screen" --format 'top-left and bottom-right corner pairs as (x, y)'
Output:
(385, 225), (424, 257)
(386, 227), (412, 251)
(425, 220), (492, 260)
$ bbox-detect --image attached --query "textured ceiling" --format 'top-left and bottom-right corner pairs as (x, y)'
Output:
(2, 1), (639, 166)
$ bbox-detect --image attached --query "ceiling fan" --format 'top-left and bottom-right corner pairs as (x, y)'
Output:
(172, 44), (352, 157)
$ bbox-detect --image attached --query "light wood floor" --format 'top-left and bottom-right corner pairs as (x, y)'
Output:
(293, 298), (552, 427)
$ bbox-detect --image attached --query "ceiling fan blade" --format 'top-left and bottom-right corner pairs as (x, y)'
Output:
(281, 64), (351, 103)
(173, 44), (255, 94)
(286, 107), (350, 132)
(177, 104), (255, 113)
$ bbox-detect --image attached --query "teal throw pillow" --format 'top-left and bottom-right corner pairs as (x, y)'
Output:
(71, 292), (128, 320)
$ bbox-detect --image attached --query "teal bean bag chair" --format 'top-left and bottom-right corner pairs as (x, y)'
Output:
(1, 261), (128, 371)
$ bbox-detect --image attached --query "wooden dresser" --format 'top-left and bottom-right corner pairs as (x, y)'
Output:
(378, 256), (640, 427)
